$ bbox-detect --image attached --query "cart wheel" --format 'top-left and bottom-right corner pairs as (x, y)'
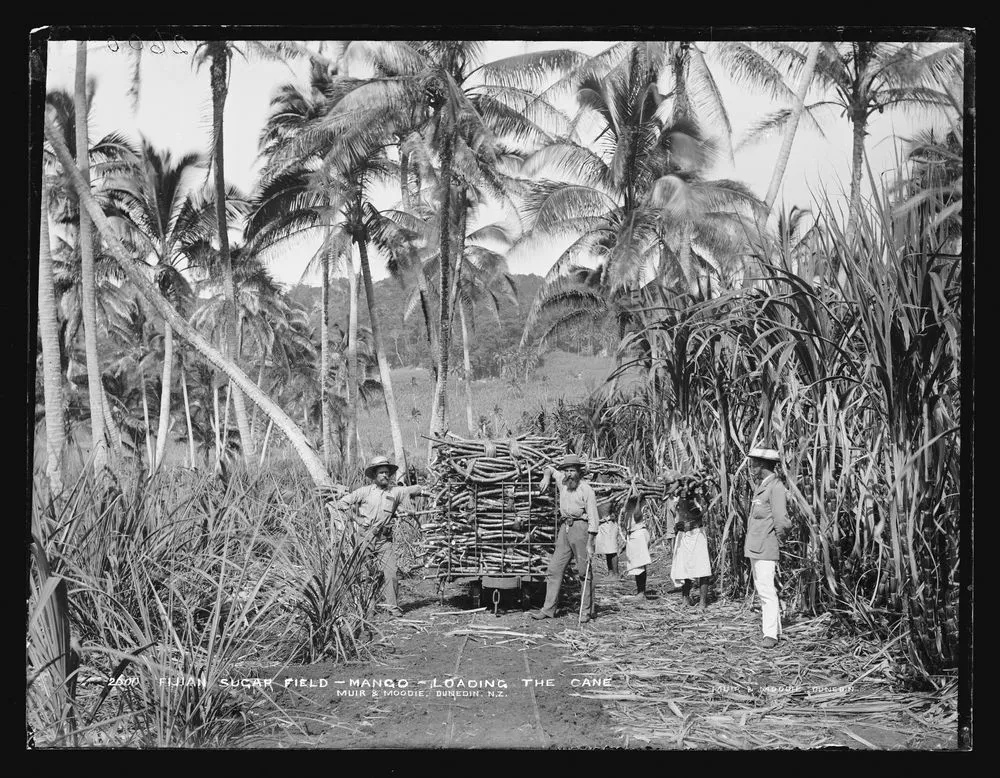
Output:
(470, 581), (482, 609)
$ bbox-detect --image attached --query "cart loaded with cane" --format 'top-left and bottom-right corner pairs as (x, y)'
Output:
(419, 434), (681, 615)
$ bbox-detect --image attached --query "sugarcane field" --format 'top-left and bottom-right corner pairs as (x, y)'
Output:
(28, 30), (973, 751)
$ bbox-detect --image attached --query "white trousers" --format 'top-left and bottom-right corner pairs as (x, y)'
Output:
(751, 559), (781, 639)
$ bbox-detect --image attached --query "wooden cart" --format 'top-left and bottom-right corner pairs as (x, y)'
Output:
(428, 476), (558, 614)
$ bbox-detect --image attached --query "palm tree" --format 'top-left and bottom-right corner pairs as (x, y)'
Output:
(319, 40), (585, 445)
(742, 41), (963, 234)
(764, 42), (822, 212)
(190, 40), (312, 464)
(103, 140), (213, 473)
(104, 297), (162, 469)
(190, 241), (298, 460)
(73, 42), (108, 470)
(37, 178), (64, 492)
(44, 83), (136, 468)
(894, 75), (964, 250)
(518, 48), (762, 347)
(454, 238), (519, 435)
(579, 41), (800, 163)
(373, 207), (519, 436)
(44, 111), (336, 489)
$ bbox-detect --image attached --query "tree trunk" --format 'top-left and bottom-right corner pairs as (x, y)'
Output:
(345, 248), (359, 469)
(140, 364), (154, 469)
(765, 41), (821, 212)
(44, 112), (335, 489)
(151, 323), (173, 473)
(430, 138), (455, 445)
(209, 44), (254, 464)
(399, 143), (410, 207)
(38, 184), (65, 493)
(258, 419), (274, 468)
(221, 383), (232, 467)
(320, 235), (332, 469)
(672, 43), (693, 124)
(847, 111), (868, 240)
(213, 382), (222, 469)
(74, 42), (107, 471)
(249, 361), (265, 448)
(447, 190), (468, 329)
(459, 299), (475, 435)
(677, 221), (695, 288)
(398, 143), (440, 376)
(101, 385), (123, 455)
(180, 357), (196, 469)
(357, 235), (406, 474)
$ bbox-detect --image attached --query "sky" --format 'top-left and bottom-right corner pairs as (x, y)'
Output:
(43, 37), (949, 286)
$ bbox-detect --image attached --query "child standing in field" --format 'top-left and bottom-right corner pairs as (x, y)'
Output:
(671, 497), (712, 610)
(621, 494), (651, 600)
(595, 498), (622, 578)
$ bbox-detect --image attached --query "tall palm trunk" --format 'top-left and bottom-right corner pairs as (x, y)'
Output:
(38, 184), (65, 493)
(458, 299), (475, 435)
(140, 363), (154, 468)
(101, 386), (123, 455)
(180, 356), (196, 469)
(677, 221), (695, 287)
(847, 110), (868, 239)
(151, 323), (173, 473)
(208, 44), (254, 463)
(356, 235), (406, 473)
(45, 112), (336, 489)
(213, 382), (222, 469)
(249, 362), (265, 447)
(320, 234), (332, 470)
(671, 43), (694, 124)
(765, 41), (822, 212)
(74, 42), (107, 470)
(430, 138), (455, 447)
(399, 140), (440, 375)
(447, 191), (468, 328)
(345, 248), (359, 469)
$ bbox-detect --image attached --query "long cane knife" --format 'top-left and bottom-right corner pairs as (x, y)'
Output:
(579, 554), (593, 626)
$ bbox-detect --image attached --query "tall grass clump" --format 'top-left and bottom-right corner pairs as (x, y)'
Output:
(27, 464), (380, 747)
(524, 172), (961, 679)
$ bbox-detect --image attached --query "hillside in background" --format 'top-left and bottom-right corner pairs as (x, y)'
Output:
(286, 274), (614, 378)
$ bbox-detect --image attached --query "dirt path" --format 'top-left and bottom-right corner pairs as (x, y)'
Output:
(260, 551), (958, 750)
(264, 573), (623, 749)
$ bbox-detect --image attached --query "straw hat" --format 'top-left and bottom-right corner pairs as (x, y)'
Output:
(749, 447), (781, 462)
(364, 455), (399, 480)
(556, 453), (587, 472)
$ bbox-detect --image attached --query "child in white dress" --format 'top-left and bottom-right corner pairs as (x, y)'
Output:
(594, 499), (622, 578)
(621, 494), (651, 600)
(670, 497), (712, 610)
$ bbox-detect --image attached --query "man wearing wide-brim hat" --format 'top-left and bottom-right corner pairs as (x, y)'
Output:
(529, 453), (600, 623)
(745, 447), (792, 648)
(337, 456), (424, 618)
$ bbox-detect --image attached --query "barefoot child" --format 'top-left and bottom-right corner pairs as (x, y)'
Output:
(621, 494), (651, 600)
(670, 497), (712, 610)
(595, 499), (622, 578)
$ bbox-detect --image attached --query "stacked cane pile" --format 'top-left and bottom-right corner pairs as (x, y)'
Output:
(420, 435), (696, 579)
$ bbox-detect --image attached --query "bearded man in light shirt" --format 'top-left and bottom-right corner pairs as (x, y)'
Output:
(336, 456), (424, 618)
(529, 454), (600, 624)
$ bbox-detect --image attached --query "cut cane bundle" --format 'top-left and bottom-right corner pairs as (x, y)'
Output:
(420, 434), (709, 581)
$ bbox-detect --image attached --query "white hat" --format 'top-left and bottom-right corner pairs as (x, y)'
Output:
(749, 447), (780, 462)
